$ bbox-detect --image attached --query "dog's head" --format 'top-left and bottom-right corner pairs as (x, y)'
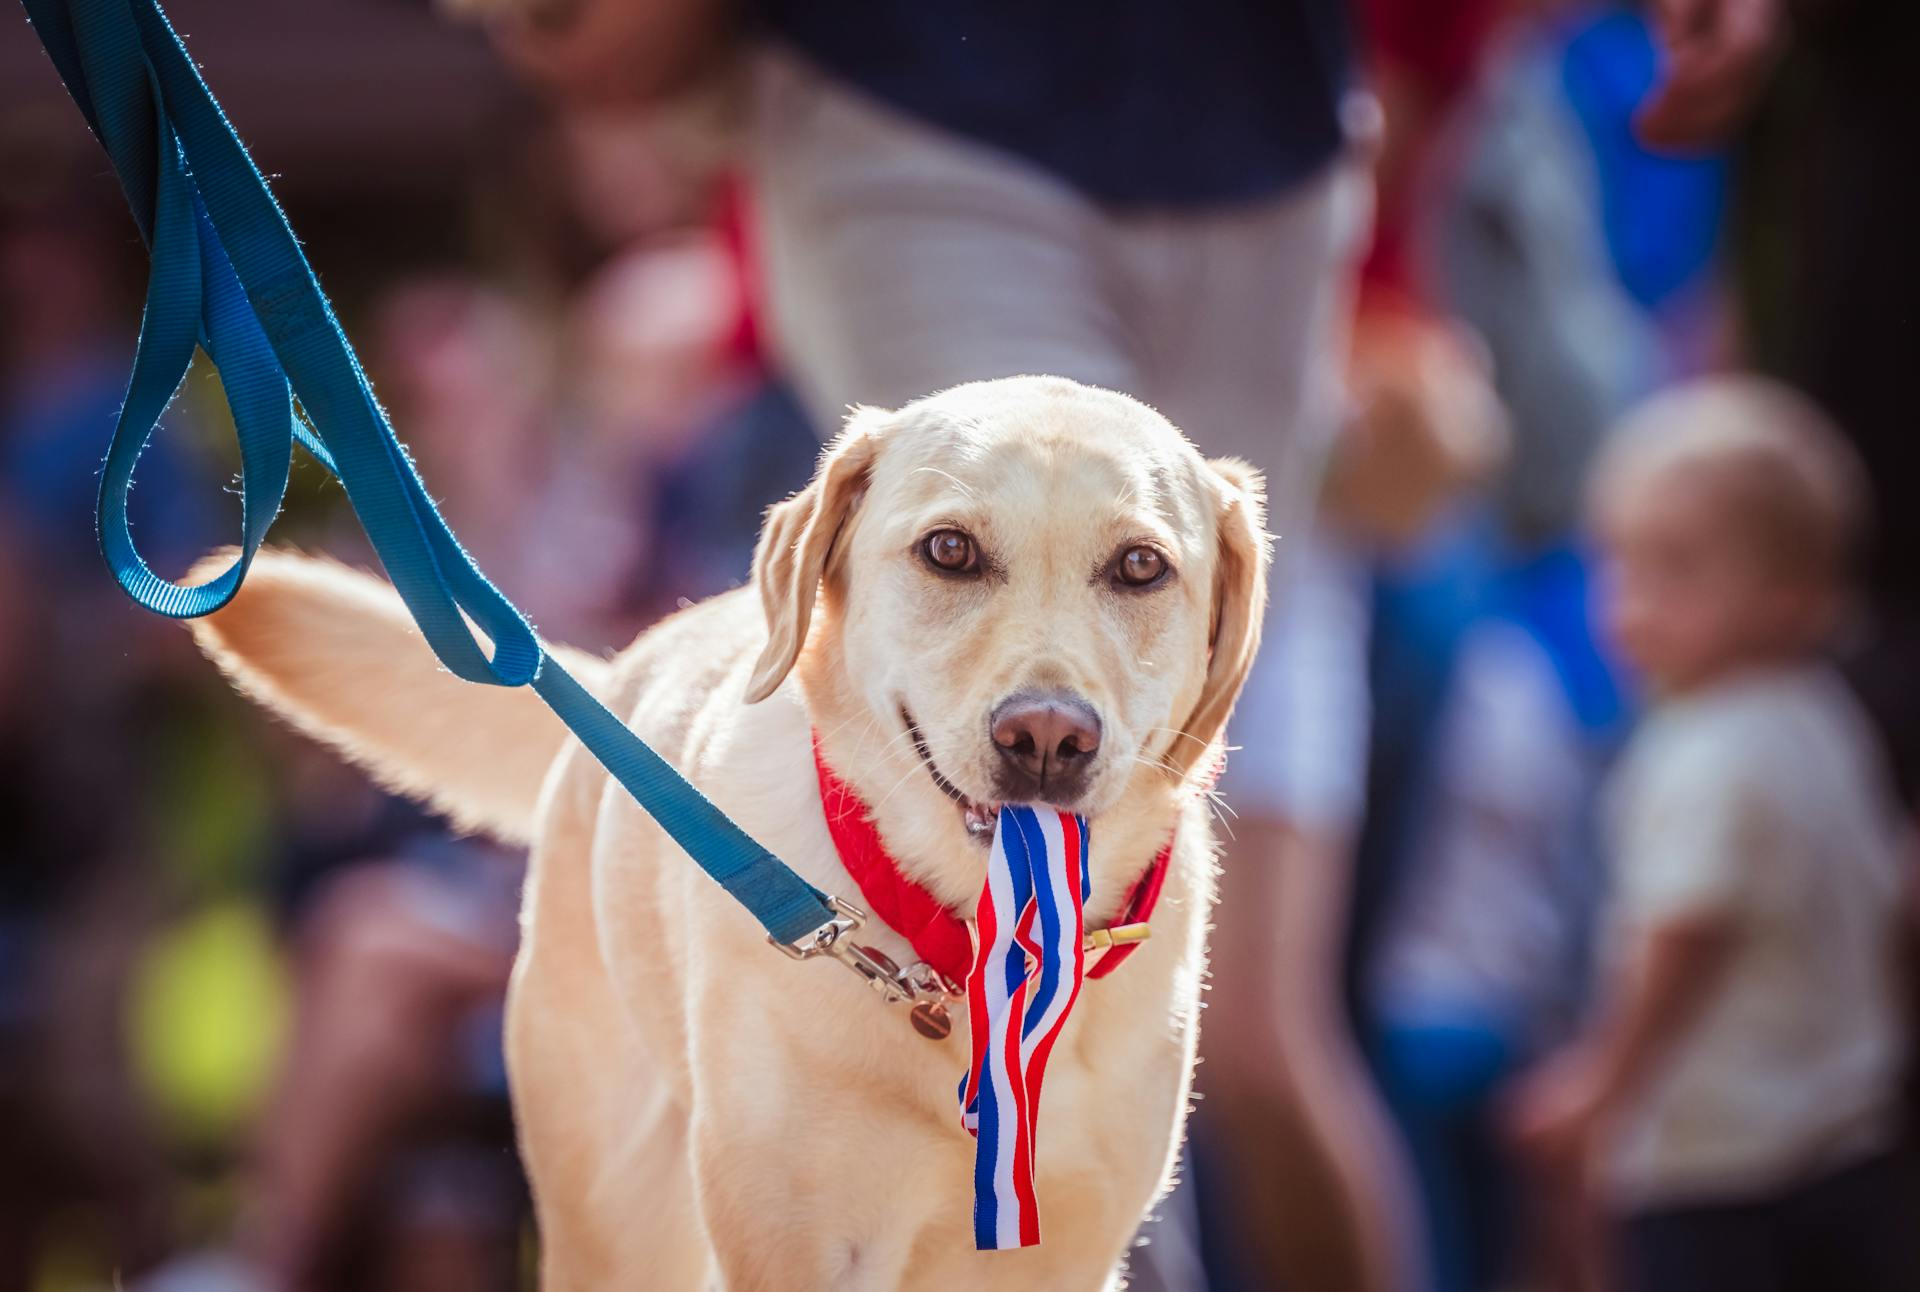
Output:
(745, 377), (1269, 884)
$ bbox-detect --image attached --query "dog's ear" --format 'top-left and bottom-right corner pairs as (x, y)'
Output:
(1166, 456), (1272, 779)
(744, 407), (889, 703)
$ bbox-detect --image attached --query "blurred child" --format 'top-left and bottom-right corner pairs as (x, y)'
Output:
(1507, 375), (1915, 1291)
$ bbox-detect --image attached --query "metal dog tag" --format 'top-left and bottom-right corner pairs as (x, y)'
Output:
(910, 1000), (953, 1041)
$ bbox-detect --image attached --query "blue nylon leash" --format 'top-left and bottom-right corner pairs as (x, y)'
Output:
(18, 0), (840, 948)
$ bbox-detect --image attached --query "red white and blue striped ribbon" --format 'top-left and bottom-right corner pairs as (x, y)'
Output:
(958, 804), (1091, 1250)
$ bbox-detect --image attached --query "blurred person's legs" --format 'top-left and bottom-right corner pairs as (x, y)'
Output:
(239, 856), (518, 1292)
(1371, 1008), (1518, 1292)
(1200, 535), (1418, 1292)
(1364, 606), (1618, 1292)
(751, 48), (1413, 1291)
(1148, 172), (1416, 1292)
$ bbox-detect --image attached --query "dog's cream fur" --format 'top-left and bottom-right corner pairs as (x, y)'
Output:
(193, 376), (1270, 1290)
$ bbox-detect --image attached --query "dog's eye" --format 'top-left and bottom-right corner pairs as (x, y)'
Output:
(1116, 545), (1168, 588)
(922, 528), (981, 575)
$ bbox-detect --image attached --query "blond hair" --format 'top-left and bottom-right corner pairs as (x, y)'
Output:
(1590, 375), (1868, 586)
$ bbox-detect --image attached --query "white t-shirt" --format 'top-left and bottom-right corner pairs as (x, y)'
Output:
(1601, 664), (1908, 1208)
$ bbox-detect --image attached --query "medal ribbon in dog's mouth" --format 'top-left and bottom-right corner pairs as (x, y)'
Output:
(959, 804), (1090, 1250)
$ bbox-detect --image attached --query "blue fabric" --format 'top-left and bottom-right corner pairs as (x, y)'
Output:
(1373, 1008), (1522, 1292)
(1347, 516), (1498, 1013)
(1559, 8), (1726, 312)
(2, 350), (221, 572)
(20, 0), (837, 947)
(757, 0), (1352, 209)
(1485, 541), (1629, 736)
(644, 380), (821, 607)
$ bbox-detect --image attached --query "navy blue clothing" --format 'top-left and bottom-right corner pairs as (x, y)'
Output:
(756, 0), (1352, 209)
(643, 379), (821, 612)
(1618, 1153), (1920, 1292)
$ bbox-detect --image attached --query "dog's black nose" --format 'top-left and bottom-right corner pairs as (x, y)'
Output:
(990, 691), (1102, 796)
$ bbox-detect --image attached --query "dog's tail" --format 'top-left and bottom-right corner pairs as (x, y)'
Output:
(189, 549), (611, 844)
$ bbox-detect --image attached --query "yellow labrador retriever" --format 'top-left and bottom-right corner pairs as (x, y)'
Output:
(194, 375), (1269, 1290)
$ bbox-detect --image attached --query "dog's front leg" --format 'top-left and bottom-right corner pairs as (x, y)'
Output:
(687, 1096), (953, 1292)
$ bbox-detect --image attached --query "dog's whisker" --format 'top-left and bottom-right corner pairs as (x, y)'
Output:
(870, 760), (932, 812)
(816, 710), (880, 745)
(1206, 789), (1238, 819)
(876, 722), (920, 755)
(816, 714), (925, 776)
(1128, 751), (1182, 779)
(1141, 726), (1209, 751)
(870, 728), (923, 772)
(1197, 787), (1240, 840)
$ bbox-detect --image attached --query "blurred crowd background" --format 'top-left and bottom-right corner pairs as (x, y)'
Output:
(0, 1), (1913, 1290)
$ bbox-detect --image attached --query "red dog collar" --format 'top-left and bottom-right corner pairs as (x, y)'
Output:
(811, 732), (1170, 986)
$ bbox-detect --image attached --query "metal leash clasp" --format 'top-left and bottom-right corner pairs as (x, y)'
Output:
(772, 896), (964, 1038)
(772, 894), (868, 962)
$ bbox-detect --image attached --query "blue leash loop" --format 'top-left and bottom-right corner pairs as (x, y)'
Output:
(18, 0), (839, 948)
